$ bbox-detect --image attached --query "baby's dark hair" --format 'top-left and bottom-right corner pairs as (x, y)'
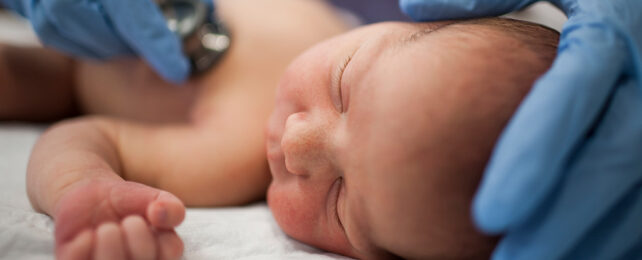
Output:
(400, 18), (560, 259)
(446, 18), (560, 92)
(461, 17), (560, 66)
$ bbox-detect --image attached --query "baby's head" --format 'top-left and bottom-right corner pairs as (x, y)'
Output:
(266, 18), (558, 259)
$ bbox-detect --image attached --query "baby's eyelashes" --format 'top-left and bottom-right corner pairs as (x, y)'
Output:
(338, 54), (354, 113)
(335, 177), (346, 231)
(331, 54), (353, 113)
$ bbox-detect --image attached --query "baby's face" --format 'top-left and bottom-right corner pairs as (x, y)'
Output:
(266, 22), (514, 259)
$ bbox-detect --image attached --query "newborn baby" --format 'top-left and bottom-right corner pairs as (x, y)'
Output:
(1, 0), (558, 258)
(266, 19), (559, 259)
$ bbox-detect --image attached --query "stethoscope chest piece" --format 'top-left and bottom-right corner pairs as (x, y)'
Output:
(158, 0), (231, 76)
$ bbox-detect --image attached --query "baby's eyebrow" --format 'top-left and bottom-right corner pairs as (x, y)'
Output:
(404, 28), (437, 43)
(399, 21), (460, 47)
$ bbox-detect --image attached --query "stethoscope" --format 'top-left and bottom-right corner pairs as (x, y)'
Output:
(157, 0), (231, 76)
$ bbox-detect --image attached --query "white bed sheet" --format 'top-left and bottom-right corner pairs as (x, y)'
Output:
(0, 125), (349, 260)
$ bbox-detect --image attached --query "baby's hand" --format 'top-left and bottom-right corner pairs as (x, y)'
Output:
(52, 179), (185, 260)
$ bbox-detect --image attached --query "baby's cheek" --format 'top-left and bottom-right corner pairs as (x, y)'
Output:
(268, 182), (354, 257)
(267, 183), (317, 241)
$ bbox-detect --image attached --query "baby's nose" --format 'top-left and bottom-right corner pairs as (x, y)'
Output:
(281, 112), (330, 176)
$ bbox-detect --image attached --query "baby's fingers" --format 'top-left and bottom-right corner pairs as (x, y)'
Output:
(122, 215), (157, 260)
(157, 229), (183, 260)
(94, 223), (127, 260)
(57, 230), (93, 260)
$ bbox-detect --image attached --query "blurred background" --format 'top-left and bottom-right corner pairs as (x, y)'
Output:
(0, 1), (566, 48)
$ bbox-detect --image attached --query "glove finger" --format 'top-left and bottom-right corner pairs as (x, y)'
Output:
(566, 186), (642, 259)
(399, 0), (537, 21)
(40, 0), (132, 59)
(577, 0), (642, 79)
(28, 0), (100, 58)
(100, 0), (190, 83)
(491, 77), (642, 259)
(473, 17), (632, 233)
(2, 0), (29, 17)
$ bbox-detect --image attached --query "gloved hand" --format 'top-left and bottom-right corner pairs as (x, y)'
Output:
(1, 0), (189, 83)
(401, 0), (642, 259)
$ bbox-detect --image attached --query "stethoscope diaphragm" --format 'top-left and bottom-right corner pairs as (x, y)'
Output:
(157, 0), (231, 76)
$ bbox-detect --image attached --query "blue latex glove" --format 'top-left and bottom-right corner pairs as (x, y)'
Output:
(401, 0), (642, 259)
(1, 0), (189, 83)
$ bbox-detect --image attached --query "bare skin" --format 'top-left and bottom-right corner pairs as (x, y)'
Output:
(0, 0), (350, 259)
(0, 45), (77, 121)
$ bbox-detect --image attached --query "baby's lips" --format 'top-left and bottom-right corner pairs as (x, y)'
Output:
(146, 192), (185, 228)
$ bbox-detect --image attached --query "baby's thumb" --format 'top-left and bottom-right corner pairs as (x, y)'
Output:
(146, 191), (185, 229)
(109, 182), (185, 229)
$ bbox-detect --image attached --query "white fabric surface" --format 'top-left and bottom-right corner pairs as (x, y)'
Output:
(0, 125), (53, 260)
(0, 125), (349, 260)
(503, 2), (567, 32)
(0, 11), (39, 46)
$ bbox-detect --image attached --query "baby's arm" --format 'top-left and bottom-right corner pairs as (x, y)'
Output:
(28, 110), (269, 258)
(28, 117), (185, 260)
(25, 0), (349, 258)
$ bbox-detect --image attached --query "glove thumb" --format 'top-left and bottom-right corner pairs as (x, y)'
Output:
(400, 0), (538, 21)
